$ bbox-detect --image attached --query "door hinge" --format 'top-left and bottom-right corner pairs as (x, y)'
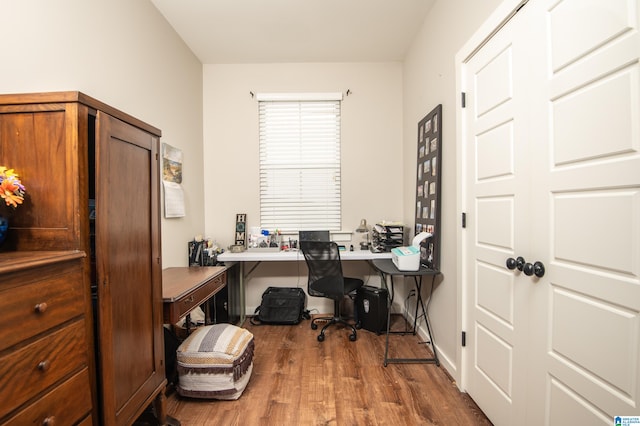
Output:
(461, 92), (466, 108)
(461, 331), (466, 347)
(462, 212), (467, 228)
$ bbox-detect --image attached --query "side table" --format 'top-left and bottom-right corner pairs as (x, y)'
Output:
(371, 259), (440, 366)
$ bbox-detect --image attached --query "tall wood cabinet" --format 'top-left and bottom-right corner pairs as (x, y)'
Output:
(0, 92), (166, 425)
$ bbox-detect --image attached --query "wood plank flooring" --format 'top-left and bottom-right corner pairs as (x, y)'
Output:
(165, 316), (492, 425)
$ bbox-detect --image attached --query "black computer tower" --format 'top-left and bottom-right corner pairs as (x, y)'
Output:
(355, 285), (388, 334)
(206, 284), (229, 323)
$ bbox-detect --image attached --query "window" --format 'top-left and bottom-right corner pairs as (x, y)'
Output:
(258, 93), (342, 232)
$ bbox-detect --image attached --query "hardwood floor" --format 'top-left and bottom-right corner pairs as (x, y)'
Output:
(165, 316), (492, 425)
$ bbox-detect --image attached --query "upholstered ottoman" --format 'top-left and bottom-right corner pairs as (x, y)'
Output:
(176, 323), (254, 400)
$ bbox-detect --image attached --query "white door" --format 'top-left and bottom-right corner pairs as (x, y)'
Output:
(461, 0), (640, 424)
(461, 4), (535, 424)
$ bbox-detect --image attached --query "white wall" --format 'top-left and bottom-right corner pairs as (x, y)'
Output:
(0, 0), (510, 367)
(402, 0), (504, 382)
(202, 62), (403, 312)
(0, 0), (203, 267)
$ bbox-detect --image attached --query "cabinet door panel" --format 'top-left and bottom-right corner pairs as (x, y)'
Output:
(0, 107), (80, 250)
(95, 111), (164, 426)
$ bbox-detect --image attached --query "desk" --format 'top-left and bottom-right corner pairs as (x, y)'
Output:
(162, 266), (228, 332)
(371, 259), (440, 367)
(217, 249), (391, 323)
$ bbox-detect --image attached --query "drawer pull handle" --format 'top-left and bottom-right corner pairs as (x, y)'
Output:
(42, 416), (55, 425)
(38, 360), (50, 372)
(35, 302), (48, 313)
(184, 296), (194, 303)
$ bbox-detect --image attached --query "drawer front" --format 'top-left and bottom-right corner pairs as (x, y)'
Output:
(0, 320), (88, 419)
(3, 368), (92, 426)
(0, 264), (84, 352)
(76, 415), (93, 426)
(176, 271), (227, 319)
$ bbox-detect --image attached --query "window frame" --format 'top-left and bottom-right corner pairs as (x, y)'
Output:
(257, 93), (343, 232)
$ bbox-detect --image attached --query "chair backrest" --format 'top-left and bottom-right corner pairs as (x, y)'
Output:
(298, 230), (330, 243)
(300, 240), (345, 299)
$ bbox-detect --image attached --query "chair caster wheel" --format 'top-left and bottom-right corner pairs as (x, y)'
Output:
(311, 323), (318, 330)
(349, 333), (357, 342)
(317, 334), (325, 342)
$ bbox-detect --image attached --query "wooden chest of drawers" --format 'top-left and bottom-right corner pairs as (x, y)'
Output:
(0, 251), (94, 425)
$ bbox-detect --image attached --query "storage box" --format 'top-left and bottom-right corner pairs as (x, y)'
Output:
(176, 324), (254, 400)
(391, 245), (420, 271)
(355, 286), (388, 334)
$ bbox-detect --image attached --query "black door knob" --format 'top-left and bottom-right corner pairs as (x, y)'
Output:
(506, 256), (526, 271)
(523, 261), (545, 278)
(523, 263), (534, 276)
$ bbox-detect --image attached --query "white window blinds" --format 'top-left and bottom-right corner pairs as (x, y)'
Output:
(258, 97), (342, 232)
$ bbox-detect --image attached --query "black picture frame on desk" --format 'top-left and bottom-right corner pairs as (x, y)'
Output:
(415, 104), (442, 270)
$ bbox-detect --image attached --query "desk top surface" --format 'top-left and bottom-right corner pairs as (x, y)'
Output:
(217, 249), (392, 262)
(371, 258), (440, 276)
(162, 266), (227, 301)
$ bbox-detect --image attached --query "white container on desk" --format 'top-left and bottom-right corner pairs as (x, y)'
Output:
(391, 246), (420, 271)
(390, 231), (433, 271)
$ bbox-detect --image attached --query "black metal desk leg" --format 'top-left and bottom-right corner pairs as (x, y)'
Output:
(384, 274), (439, 366)
(371, 258), (440, 367)
(411, 276), (422, 334)
(416, 275), (439, 366)
(383, 274), (394, 367)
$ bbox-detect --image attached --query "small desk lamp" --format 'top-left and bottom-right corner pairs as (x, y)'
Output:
(355, 219), (370, 250)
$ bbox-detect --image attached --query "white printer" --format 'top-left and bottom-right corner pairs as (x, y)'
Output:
(391, 232), (432, 271)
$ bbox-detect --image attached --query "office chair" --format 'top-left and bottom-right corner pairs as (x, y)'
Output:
(300, 240), (364, 342)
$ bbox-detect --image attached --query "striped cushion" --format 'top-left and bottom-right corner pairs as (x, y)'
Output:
(176, 323), (254, 400)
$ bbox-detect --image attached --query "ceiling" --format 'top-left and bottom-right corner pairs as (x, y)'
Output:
(150, 0), (435, 64)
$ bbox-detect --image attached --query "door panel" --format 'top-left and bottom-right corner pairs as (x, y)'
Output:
(476, 121), (514, 180)
(96, 112), (164, 425)
(552, 66), (638, 165)
(553, 190), (638, 273)
(476, 262), (515, 326)
(463, 7), (531, 424)
(476, 197), (514, 249)
(475, 46), (513, 117)
(541, 0), (640, 420)
(476, 324), (513, 397)
(462, 0), (640, 424)
(551, 288), (637, 394)
(548, 378), (612, 424)
(548, 0), (635, 72)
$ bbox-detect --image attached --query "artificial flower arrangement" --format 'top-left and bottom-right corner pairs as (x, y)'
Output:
(0, 166), (26, 208)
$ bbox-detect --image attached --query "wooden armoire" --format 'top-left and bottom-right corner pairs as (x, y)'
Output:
(0, 92), (166, 425)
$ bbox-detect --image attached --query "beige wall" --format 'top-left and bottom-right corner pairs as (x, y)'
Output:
(402, 0), (503, 381)
(0, 0), (204, 267)
(202, 62), (404, 312)
(201, 1), (506, 378)
(0, 0), (508, 378)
